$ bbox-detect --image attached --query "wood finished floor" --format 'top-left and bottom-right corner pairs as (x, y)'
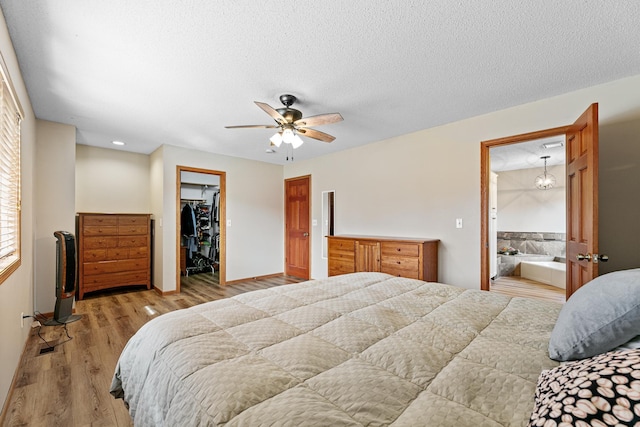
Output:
(2, 273), (304, 427)
(490, 275), (566, 304)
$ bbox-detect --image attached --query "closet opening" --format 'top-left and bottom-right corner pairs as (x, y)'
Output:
(176, 166), (226, 293)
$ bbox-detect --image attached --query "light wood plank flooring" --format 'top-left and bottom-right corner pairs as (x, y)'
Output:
(2, 273), (303, 427)
(491, 275), (566, 304)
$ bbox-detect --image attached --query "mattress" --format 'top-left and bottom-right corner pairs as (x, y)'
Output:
(110, 272), (561, 426)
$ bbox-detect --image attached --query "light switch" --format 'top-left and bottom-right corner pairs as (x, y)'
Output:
(227, 220), (231, 227)
(456, 218), (463, 229)
(312, 219), (318, 226)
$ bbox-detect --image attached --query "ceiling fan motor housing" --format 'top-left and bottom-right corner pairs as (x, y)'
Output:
(277, 94), (302, 123)
(276, 107), (303, 123)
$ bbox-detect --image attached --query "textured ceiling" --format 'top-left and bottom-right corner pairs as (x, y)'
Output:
(1, 1), (639, 165)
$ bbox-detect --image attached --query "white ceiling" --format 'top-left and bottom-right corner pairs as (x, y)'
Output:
(490, 135), (566, 172)
(1, 1), (639, 165)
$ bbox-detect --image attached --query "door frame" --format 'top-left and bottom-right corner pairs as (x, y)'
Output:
(480, 126), (570, 292)
(284, 175), (311, 279)
(176, 165), (226, 292)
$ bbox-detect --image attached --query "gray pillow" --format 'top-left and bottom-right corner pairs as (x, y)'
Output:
(548, 268), (640, 361)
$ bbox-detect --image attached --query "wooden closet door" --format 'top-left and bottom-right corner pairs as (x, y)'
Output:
(285, 176), (310, 279)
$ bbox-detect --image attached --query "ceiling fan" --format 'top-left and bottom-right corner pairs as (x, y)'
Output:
(225, 94), (343, 149)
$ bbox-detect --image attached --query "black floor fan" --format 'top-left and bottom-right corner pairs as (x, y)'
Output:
(44, 231), (82, 325)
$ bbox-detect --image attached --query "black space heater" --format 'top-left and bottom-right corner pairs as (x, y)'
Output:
(44, 231), (82, 325)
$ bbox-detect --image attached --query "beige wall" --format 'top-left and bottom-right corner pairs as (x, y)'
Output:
(285, 74), (640, 288)
(149, 146), (164, 291)
(599, 118), (640, 275)
(152, 144), (284, 293)
(34, 120), (76, 312)
(76, 145), (151, 213)
(0, 8), (37, 413)
(496, 164), (566, 233)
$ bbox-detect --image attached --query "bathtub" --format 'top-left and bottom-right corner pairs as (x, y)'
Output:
(520, 261), (566, 289)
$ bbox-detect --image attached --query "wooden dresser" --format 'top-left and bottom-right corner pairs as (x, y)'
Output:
(327, 235), (439, 281)
(76, 213), (152, 299)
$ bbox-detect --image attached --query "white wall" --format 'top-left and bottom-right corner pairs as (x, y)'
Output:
(152, 144), (284, 292)
(34, 120), (76, 313)
(496, 165), (566, 233)
(285, 74), (640, 289)
(76, 145), (150, 213)
(0, 8), (37, 413)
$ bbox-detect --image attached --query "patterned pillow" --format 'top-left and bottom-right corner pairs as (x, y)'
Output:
(529, 349), (640, 426)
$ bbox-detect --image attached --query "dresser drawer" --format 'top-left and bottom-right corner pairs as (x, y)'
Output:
(83, 215), (118, 226)
(83, 236), (118, 249)
(328, 258), (355, 276)
(381, 256), (420, 279)
(82, 271), (149, 291)
(381, 242), (420, 258)
(118, 216), (148, 226)
(328, 239), (355, 259)
(129, 247), (149, 258)
(118, 236), (148, 248)
(84, 258), (148, 275)
(83, 249), (106, 262)
(107, 247), (131, 260)
(83, 225), (118, 236)
(118, 225), (148, 235)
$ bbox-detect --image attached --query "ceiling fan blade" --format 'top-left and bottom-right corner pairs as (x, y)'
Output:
(297, 127), (335, 143)
(225, 124), (277, 129)
(294, 113), (343, 128)
(255, 101), (288, 125)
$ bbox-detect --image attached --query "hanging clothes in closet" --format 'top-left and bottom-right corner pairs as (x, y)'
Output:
(181, 202), (198, 258)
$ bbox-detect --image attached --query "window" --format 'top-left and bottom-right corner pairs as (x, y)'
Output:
(0, 52), (23, 285)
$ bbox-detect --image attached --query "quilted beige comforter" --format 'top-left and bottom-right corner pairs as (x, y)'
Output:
(110, 273), (561, 426)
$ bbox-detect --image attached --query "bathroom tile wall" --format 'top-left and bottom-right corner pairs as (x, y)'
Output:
(497, 231), (566, 259)
(496, 231), (566, 277)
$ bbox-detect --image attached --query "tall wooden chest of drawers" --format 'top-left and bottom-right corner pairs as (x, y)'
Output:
(76, 213), (151, 299)
(327, 235), (439, 281)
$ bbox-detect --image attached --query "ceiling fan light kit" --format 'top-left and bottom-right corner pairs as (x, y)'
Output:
(226, 94), (343, 152)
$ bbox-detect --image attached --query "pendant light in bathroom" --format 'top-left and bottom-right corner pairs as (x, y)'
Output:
(534, 155), (556, 190)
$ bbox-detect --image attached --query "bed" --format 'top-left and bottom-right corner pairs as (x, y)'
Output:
(110, 271), (640, 426)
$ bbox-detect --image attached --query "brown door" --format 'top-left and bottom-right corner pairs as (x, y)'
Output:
(566, 103), (599, 298)
(285, 176), (310, 279)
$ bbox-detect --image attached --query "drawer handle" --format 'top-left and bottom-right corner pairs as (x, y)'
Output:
(397, 261), (401, 264)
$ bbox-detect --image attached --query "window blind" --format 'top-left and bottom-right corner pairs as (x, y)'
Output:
(0, 65), (22, 282)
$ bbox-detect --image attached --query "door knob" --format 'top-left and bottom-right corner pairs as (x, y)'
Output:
(303, 232), (309, 237)
(576, 253), (592, 262)
(594, 254), (609, 263)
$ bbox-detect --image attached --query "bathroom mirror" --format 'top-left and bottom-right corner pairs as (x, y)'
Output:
(322, 190), (335, 258)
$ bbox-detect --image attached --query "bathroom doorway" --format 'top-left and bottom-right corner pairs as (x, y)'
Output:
(480, 103), (601, 301)
(176, 166), (226, 293)
(488, 136), (567, 303)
